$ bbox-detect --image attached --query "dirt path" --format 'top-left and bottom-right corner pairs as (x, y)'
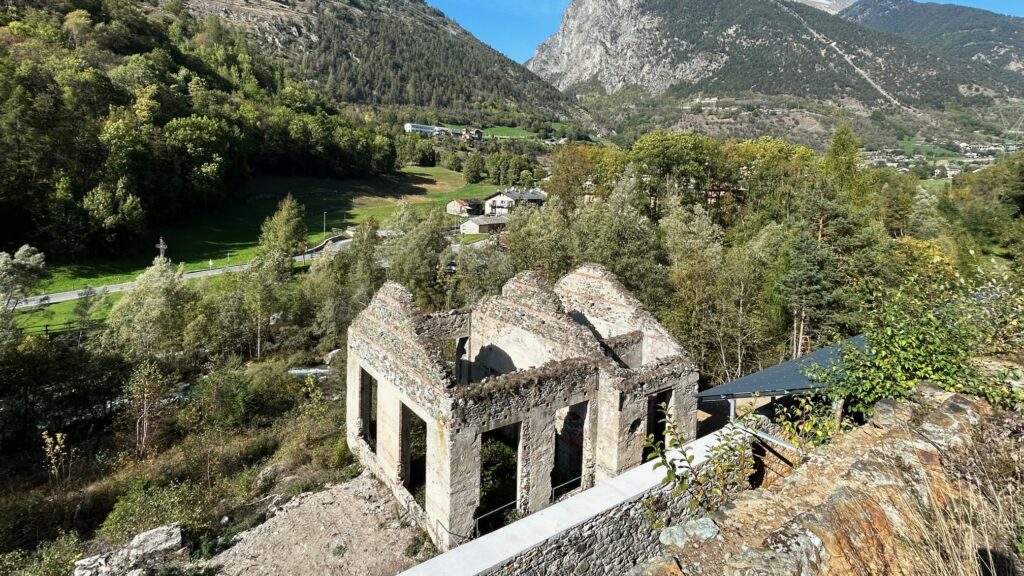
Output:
(210, 472), (424, 576)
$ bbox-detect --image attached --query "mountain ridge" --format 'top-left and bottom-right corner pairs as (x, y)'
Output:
(527, 0), (1018, 106)
(840, 0), (1024, 78)
(169, 0), (585, 125)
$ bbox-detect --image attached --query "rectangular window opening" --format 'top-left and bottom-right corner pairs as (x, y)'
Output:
(402, 404), (428, 508)
(475, 422), (521, 536)
(551, 401), (588, 501)
(643, 389), (673, 462)
(359, 368), (378, 453)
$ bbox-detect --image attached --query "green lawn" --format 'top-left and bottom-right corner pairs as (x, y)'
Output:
(457, 234), (489, 244)
(920, 179), (951, 192)
(16, 292), (123, 331)
(899, 138), (960, 160)
(483, 126), (537, 139)
(35, 167), (495, 295)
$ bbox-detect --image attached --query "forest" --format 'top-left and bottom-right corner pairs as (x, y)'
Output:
(0, 0), (398, 259)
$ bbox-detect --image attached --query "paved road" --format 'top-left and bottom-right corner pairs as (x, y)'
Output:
(15, 237), (352, 310)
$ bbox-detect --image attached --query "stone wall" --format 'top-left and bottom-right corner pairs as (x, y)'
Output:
(399, 430), (736, 576)
(486, 483), (681, 576)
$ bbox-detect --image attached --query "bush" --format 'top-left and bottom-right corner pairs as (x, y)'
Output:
(311, 434), (352, 471)
(0, 490), (63, 554)
(1, 533), (84, 576)
(100, 481), (211, 545)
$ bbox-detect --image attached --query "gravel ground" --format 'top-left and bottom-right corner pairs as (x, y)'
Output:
(210, 472), (425, 576)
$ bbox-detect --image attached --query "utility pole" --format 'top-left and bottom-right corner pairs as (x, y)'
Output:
(323, 211), (327, 240)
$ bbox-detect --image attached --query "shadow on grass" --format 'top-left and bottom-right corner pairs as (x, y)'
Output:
(38, 170), (450, 293)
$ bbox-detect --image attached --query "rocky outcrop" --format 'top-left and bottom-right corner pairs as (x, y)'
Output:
(635, 384), (1024, 575)
(795, 0), (856, 14)
(74, 526), (188, 576)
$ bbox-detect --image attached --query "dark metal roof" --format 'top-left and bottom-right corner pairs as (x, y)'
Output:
(695, 335), (866, 401)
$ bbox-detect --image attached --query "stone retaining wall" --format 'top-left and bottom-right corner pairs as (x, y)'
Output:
(400, 429), (734, 576)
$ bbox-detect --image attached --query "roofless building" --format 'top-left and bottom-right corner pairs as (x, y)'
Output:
(345, 264), (698, 550)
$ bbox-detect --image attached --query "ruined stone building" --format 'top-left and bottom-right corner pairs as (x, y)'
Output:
(345, 264), (698, 550)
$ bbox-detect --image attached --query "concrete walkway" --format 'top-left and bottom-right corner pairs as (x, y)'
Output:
(15, 237), (352, 310)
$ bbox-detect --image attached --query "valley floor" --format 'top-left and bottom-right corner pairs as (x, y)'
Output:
(209, 472), (426, 576)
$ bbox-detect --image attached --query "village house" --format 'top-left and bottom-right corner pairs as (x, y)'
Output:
(459, 215), (508, 235)
(403, 123), (438, 136)
(345, 265), (698, 551)
(446, 198), (484, 217)
(483, 188), (546, 216)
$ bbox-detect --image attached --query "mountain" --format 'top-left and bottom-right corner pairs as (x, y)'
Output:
(794, 0), (857, 14)
(527, 0), (1024, 145)
(173, 0), (582, 126)
(840, 0), (1024, 77)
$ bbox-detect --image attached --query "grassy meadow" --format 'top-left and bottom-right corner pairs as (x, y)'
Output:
(34, 167), (496, 296)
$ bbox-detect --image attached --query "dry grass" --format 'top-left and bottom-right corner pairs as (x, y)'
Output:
(898, 413), (1024, 576)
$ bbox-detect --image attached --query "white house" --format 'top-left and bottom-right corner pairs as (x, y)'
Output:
(460, 215), (508, 235)
(483, 188), (546, 216)
(445, 198), (483, 217)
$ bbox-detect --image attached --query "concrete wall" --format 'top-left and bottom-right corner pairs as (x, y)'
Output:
(399, 429), (733, 576)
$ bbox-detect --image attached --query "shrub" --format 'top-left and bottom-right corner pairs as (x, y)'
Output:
(0, 490), (62, 553)
(311, 434), (352, 471)
(2, 533), (84, 576)
(100, 481), (211, 545)
(646, 419), (754, 520)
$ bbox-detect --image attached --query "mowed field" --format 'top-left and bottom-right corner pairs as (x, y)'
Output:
(33, 167), (497, 296)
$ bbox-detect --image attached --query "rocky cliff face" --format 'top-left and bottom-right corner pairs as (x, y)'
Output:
(794, 0), (856, 14)
(526, 0), (705, 95)
(630, 385), (1024, 576)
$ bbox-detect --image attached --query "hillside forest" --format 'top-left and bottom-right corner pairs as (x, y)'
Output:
(1, 1), (1023, 575)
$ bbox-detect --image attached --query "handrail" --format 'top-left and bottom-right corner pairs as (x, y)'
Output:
(435, 519), (475, 547)
(473, 499), (519, 537)
(550, 475), (583, 501)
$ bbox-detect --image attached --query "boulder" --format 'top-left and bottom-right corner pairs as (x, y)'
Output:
(74, 525), (186, 576)
(869, 399), (914, 429)
(659, 518), (719, 553)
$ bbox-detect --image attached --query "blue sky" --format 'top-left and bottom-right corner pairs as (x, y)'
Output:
(426, 0), (572, 63)
(426, 0), (1023, 64)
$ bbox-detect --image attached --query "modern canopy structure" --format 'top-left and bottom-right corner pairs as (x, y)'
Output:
(696, 335), (866, 403)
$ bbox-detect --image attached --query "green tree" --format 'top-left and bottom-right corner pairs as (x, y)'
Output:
(126, 360), (174, 458)
(383, 204), (449, 310)
(102, 257), (197, 362)
(909, 191), (945, 240)
(256, 195), (306, 264)
(242, 253), (291, 360)
(780, 231), (833, 358)
(463, 153), (485, 184)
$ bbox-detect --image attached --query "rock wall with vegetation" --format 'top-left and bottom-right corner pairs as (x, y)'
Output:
(633, 385), (1024, 576)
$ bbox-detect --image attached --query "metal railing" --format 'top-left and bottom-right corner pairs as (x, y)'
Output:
(472, 499), (519, 538)
(435, 519), (475, 547)
(550, 475), (583, 502)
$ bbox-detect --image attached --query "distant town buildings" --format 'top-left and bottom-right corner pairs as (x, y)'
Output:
(403, 123), (483, 141)
(861, 140), (1021, 177)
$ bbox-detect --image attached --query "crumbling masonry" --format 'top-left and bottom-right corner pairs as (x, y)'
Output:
(346, 264), (698, 550)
